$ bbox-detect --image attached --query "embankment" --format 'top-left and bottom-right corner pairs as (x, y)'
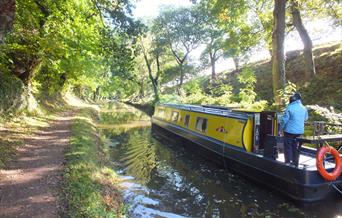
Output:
(63, 107), (125, 217)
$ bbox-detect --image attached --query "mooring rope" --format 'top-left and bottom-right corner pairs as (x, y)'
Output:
(331, 183), (342, 195)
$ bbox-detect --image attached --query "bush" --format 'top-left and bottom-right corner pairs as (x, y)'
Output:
(0, 72), (25, 115)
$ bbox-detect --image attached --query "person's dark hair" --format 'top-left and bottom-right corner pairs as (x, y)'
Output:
(289, 95), (296, 103)
(289, 92), (302, 103)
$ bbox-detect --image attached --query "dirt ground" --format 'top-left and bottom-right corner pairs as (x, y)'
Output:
(0, 111), (74, 218)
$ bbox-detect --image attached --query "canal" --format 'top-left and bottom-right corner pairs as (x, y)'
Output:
(99, 102), (342, 218)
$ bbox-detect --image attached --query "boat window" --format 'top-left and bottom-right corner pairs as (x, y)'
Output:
(184, 114), (190, 127)
(196, 117), (208, 133)
(158, 109), (165, 118)
(171, 111), (179, 122)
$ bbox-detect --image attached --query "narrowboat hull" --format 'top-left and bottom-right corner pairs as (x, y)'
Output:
(151, 117), (342, 203)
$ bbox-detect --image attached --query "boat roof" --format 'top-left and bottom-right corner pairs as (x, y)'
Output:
(157, 103), (252, 120)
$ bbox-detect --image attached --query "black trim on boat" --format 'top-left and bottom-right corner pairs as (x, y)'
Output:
(241, 121), (247, 151)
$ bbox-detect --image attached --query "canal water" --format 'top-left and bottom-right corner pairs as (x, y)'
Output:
(100, 102), (342, 218)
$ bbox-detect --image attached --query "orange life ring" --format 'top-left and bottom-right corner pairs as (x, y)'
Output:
(316, 146), (342, 181)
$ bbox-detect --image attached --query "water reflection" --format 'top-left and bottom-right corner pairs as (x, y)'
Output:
(120, 129), (157, 185)
(100, 102), (342, 218)
(100, 111), (148, 124)
(109, 127), (303, 217)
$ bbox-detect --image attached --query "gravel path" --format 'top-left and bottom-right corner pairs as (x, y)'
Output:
(0, 111), (74, 218)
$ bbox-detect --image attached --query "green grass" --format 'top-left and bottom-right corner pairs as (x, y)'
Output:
(63, 108), (124, 217)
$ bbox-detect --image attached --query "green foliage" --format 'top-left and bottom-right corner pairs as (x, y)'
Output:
(0, 72), (25, 114)
(236, 67), (268, 110)
(153, 6), (203, 87)
(182, 86), (211, 105)
(277, 81), (297, 107)
(238, 67), (257, 104)
(307, 105), (342, 124)
(204, 0), (262, 62)
(64, 109), (124, 217)
(1, 0), (340, 111)
(305, 105), (342, 135)
(195, 3), (225, 77)
(242, 0), (274, 52)
(0, 0), (141, 104)
(159, 94), (182, 104)
(162, 64), (197, 84)
(207, 81), (234, 105)
(297, 0), (342, 23)
(100, 111), (147, 125)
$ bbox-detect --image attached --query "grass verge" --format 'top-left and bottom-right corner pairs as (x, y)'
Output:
(63, 108), (124, 217)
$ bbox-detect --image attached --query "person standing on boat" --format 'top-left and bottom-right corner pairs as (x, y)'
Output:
(281, 93), (308, 166)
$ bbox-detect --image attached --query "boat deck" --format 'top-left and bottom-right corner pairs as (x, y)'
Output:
(276, 152), (336, 170)
(297, 134), (342, 144)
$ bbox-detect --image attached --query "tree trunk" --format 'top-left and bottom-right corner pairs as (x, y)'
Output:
(141, 40), (160, 103)
(59, 73), (67, 87)
(210, 53), (217, 81)
(290, 0), (316, 83)
(0, 0), (15, 42)
(148, 71), (159, 103)
(233, 57), (240, 71)
(152, 81), (159, 103)
(93, 87), (100, 101)
(170, 45), (188, 94)
(179, 63), (184, 91)
(271, 0), (286, 105)
(139, 78), (145, 98)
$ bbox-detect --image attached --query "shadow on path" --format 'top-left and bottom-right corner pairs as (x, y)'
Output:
(0, 111), (75, 218)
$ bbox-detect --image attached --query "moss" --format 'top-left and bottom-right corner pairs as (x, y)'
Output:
(63, 108), (124, 217)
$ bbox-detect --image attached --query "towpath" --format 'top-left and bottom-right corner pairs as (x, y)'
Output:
(0, 111), (75, 218)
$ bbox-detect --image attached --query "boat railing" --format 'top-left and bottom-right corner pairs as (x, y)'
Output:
(191, 106), (227, 115)
(163, 103), (229, 115)
(161, 103), (249, 119)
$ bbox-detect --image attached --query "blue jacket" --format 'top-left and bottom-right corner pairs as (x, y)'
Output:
(281, 100), (308, 134)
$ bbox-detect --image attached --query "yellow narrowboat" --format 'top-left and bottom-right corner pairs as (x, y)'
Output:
(151, 103), (342, 202)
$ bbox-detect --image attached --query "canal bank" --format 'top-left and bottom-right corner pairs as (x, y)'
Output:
(63, 107), (125, 217)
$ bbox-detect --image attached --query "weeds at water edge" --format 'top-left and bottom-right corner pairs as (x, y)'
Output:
(63, 108), (125, 217)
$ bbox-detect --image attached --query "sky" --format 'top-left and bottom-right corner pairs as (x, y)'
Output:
(132, 0), (342, 74)
(133, 0), (193, 18)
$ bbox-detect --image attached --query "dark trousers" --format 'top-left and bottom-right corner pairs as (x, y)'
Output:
(284, 132), (301, 166)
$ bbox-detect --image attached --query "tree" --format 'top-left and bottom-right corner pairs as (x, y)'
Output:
(204, 0), (260, 70)
(249, 0), (274, 55)
(271, 0), (286, 105)
(196, 4), (225, 81)
(301, 0), (342, 23)
(223, 23), (259, 70)
(0, 0), (141, 101)
(238, 67), (257, 104)
(0, 0), (15, 42)
(290, 0), (316, 83)
(153, 7), (203, 91)
(139, 36), (163, 103)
